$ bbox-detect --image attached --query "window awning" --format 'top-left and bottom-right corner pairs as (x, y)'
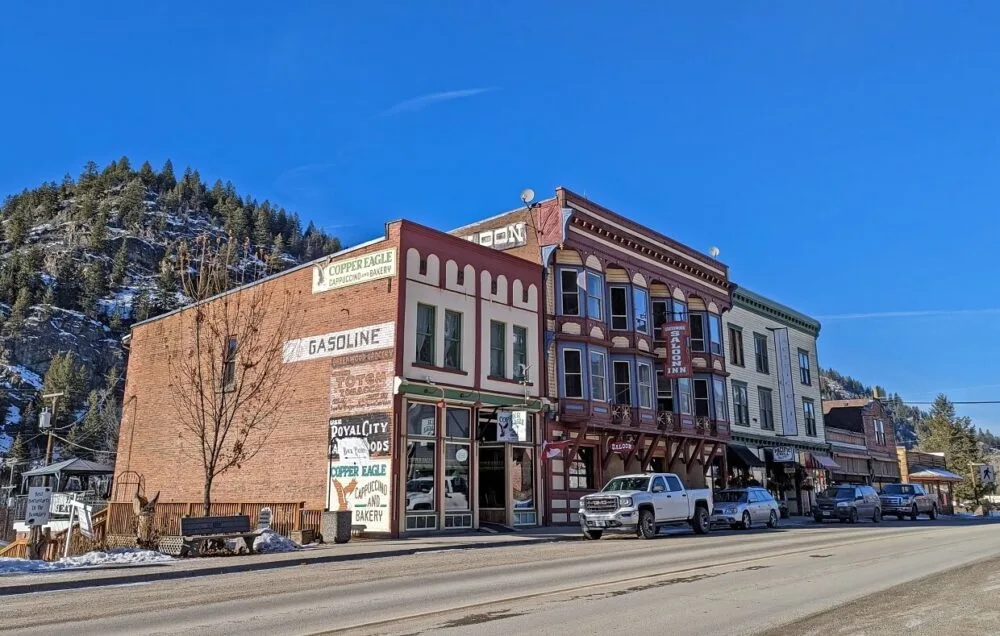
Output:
(727, 444), (765, 468)
(811, 454), (841, 470)
(908, 465), (964, 482)
(833, 452), (870, 461)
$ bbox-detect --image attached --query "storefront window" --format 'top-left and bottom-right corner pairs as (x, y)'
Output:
(569, 447), (596, 489)
(512, 448), (534, 510)
(407, 402), (437, 437)
(445, 408), (470, 438)
(406, 440), (436, 512)
(444, 444), (470, 511)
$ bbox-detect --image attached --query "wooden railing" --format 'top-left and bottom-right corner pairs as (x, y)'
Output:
(106, 501), (320, 538)
(0, 507), (109, 561)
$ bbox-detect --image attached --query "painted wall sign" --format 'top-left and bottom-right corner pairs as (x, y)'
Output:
(313, 247), (396, 294)
(329, 412), (391, 462)
(772, 447), (796, 463)
(283, 322), (395, 364)
(329, 360), (394, 416)
(662, 321), (692, 378)
(773, 328), (799, 437)
(464, 222), (528, 250)
(329, 459), (391, 533)
(496, 410), (529, 442)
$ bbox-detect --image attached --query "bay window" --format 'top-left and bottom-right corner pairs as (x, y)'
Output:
(562, 349), (584, 398)
(656, 370), (674, 412)
(672, 300), (687, 322)
(589, 351), (607, 401)
(693, 377), (711, 418)
(677, 377), (693, 415)
(610, 286), (629, 330)
(638, 362), (653, 409)
(586, 272), (604, 320)
(713, 377), (728, 421)
(708, 314), (722, 355)
(560, 269), (580, 316)
(613, 361), (631, 405)
(652, 299), (670, 337)
(633, 288), (649, 333)
(689, 312), (706, 352)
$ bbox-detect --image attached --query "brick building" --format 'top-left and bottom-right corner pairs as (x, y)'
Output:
(114, 219), (543, 537)
(454, 187), (735, 525)
(823, 398), (901, 488)
(723, 287), (832, 515)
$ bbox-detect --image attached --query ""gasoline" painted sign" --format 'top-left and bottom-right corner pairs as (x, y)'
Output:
(283, 322), (396, 363)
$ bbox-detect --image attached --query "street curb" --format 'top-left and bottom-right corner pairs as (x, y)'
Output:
(0, 534), (580, 596)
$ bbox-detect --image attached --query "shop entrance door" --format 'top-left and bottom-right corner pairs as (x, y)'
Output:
(478, 446), (506, 525)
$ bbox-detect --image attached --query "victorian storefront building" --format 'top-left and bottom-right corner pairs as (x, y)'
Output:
(454, 188), (735, 525)
(115, 219), (544, 538)
(723, 287), (833, 517)
(823, 398), (902, 489)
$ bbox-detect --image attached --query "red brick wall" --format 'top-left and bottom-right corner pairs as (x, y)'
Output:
(115, 224), (403, 510)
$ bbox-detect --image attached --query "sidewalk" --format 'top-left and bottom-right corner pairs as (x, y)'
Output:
(0, 526), (580, 596)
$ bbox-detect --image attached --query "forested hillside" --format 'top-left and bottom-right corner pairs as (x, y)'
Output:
(0, 157), (340, 464)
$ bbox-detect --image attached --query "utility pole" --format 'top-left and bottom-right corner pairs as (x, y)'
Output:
(40, 392), (65, 466)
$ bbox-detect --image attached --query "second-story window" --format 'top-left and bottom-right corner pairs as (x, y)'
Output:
(222, 336), (237, 391)
(586, 272), (603, 319)
(656, 370), (673, 412)
(513, 325), (527, 381)
(693, 377), (711, 418)
(689, 312), (706, 352)
(638, 362), (653, 409)
(443, 310), (462, 370)
(672, 299), (687, 322)
(489, 320), (506, 377)
(713, 377), (728, 421)
(754, 332), (769, 374)
(560, 269), (580, 316)
(728, 325), (744, 366)
(416, 304), (435, 365)
(610, 286), (629, 330)
(652, 299), (670, 337)
(803, 398), (817, 436)
(633, 288), (649, 334)
(613, 361), (631, 405)
(799, 349), (812, 385)
(562, 349), (583, 398)
(590, 351), (607, 401)
(708, 314), (722, 355)
(758, 387), (774, 430)
(677, 377), (693, 415)
(732, 381), (749, 426)
(874, 419), (886, 445)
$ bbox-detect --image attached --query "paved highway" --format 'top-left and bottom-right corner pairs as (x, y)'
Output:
(3, 518), (998, 635)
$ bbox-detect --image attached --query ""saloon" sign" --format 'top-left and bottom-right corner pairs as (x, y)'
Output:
(464, 222), (528, 250)
(283, 322), (395, 364)
(662, 321), (692, 379)
(313, 247), (396, 294)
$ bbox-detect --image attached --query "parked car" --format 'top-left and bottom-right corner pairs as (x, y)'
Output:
(710, 487), (780, 530)
(814, 484), (881, 523)
(578, 473), (713, 539)
(405, 476), (469, 510)
(880, 483), (937, 520)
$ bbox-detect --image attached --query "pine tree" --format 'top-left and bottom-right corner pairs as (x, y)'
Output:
(81, 261), (108, 314)
(79, 160), (99, 189)
(918, 395), (985, 503)
(90, 209), (109, 249)
(160, 159), (176, 190)
(111, 240), (129, 286)
(54, 258), (81, 309)
(131, 288), (152, 322)
(6, 205), (30, 247)
(9, 286), (31, 327)
(155, 257), (178, 312)
(7, 433), (28, 470)
(121, 178), (146, 231)
(41, 352), (88, 429)
(138, 160), (156, 187)
(253, 204), (271, 248)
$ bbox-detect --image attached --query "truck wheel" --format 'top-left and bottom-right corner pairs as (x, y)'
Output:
(583, 530), (603, 540)
(911, 505), (919, 521)
(741, 511), (752, 530)
(929, 505), (938, 520)
(692, 506), (711, 535)
(638, 509), (657, 539)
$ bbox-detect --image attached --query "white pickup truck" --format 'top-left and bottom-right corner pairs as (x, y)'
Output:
(578, 473), (713, 539)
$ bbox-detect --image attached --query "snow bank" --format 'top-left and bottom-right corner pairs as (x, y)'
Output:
(0, 549), (173, 575)
(253, 530), (302, 554)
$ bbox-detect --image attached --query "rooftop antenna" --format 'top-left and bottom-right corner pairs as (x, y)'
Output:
(520, 188), (535, 206)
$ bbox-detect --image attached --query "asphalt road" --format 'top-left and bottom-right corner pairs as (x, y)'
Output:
(3, 518), (999, 636)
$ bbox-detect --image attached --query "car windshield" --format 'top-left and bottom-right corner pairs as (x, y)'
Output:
(602, 477), (650, 492)
(882, 485), (915, 495)
(716, 490), (749, 503)
(821, 487), (856, 499)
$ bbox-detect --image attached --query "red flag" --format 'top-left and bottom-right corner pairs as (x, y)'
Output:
(541, 439), (572, 460)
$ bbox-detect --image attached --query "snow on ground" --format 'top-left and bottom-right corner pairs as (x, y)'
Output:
(2, 365), (43, 390)
(0, 549), (174, 575)
(253, 530), (302, 554)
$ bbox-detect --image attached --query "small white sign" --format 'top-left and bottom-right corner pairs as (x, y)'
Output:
(313, 247), (396, 294)
(772, 447), (796, 463)
(421, 417), (435, 437)
(979, 464), (996, 486)
(283, 322), (395, 364)
(455, 448), (469, 463)
(26, 486), (52, 527)
(497, 410), (519, 442)
(512, 410), (529, 441)
(72, 500), (95, 539)
(338, 437), (371, 464)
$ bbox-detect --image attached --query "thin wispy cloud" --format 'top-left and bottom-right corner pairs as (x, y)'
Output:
(381, 87), (497, 117)
(816, 308), (1000, 321)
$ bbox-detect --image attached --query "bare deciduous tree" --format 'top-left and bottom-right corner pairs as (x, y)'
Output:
(169, 236), (297, 514)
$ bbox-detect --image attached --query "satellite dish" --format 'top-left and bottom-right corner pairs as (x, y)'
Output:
(709, 246), (720, 258)
(520, 188), (535, 205)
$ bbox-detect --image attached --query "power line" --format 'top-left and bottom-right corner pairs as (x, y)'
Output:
(902, 401), (1000, 405)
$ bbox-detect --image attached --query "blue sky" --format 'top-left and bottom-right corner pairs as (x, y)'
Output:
(2, 3), (999, 430)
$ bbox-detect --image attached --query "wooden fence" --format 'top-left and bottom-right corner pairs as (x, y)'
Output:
(0, 508), (109, 560)
(106, 501), (320, 538)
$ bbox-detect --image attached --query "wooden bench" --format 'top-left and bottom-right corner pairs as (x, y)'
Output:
(180, 515), (260, 557)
